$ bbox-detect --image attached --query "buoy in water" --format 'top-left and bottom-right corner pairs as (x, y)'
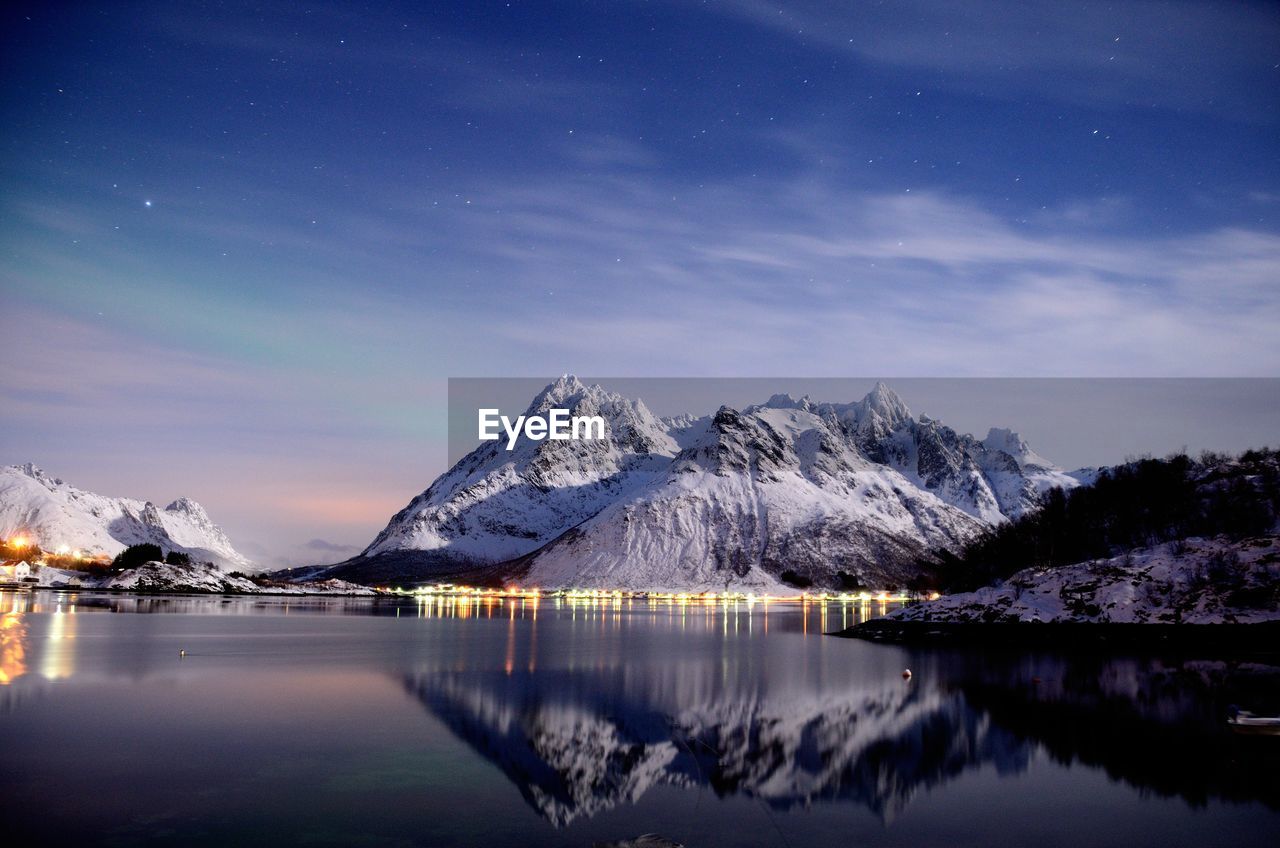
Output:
(179, 649), (186, 658)
(902, 668), (912, 679)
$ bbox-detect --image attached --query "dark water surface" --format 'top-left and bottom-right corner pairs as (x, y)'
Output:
(1, 589), (1277, 847)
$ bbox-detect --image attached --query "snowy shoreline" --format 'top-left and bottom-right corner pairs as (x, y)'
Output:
(18, 559), (381, 596)
(11, 584), (384, 598)
(834, 534), (1280, 645)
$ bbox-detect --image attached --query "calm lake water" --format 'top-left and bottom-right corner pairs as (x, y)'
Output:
(1, 589), (1277, 848)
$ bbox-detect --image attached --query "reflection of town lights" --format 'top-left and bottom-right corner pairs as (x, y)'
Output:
(42, 603), (77, 681)
(0, 611), (27, 685)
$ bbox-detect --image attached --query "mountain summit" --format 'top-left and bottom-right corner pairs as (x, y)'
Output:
(317, 380), (1077, 589)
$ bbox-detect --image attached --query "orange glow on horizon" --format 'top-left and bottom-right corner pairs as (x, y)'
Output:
(276, 494), (407, 526)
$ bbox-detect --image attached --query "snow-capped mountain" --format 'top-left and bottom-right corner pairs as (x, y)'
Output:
(0, 463), (253, 571)
(514, 402), (985, 590)
(316, 377), (679, 585)
(320, 378), (1077, 589)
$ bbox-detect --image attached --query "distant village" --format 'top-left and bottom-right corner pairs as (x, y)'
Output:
(0, 535), (109, 587)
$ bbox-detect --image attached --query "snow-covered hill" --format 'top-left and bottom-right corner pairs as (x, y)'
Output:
(26, 559), (377, 594)
(0, 463), (253, 571)
(322, 378), (1077, 589)
(886, 535), (1280, 624)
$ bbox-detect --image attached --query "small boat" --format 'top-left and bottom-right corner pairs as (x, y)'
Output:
(1227, 710), (1280, 736)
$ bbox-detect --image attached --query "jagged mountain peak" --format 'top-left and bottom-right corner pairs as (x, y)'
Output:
(527, 375), (657, 419)
(547, 372), (586, 393)
(760, 392), (814, 412)
(529, 374), (591, 410)
(15, 462), (62, 488)
(138, 501), (164, 526)
(165, 496), (211, 521)
(982, 427), (1028, 456)
(712, 403), (742, 423)
(859, 381), (913, 427)
(979, 426), (1064, 478)
(516, 378), (671, 458)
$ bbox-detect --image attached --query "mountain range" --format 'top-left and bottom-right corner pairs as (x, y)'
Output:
(1, 379), (1082, 590)
(0, 463), (252, 571)
(311, 377), (1078, 589)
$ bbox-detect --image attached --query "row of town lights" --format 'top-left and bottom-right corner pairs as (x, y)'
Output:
(3, 536), (95, 561)
(391, 584), (927, 603)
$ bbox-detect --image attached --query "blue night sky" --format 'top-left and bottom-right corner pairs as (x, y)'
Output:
(1, 1), (1278, 565)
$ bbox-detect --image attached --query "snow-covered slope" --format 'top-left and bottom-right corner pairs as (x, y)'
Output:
(327, 378), (1076, 589)
(0, 463), (252, 571)
(103, 561), (263, 593)
(755, 388), (1075, 522)
(317, 377), (682, 584)
(515, 403), (985, 590)
(888, 535), (1280, 624)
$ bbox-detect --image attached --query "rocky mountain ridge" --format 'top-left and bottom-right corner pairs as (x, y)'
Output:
(316, 377), (1078, 589)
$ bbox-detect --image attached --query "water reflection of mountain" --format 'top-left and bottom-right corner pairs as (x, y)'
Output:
(953, 655), (1280, 811)
(406, 654), (1280, 826)
(404, 669), (1031, 825)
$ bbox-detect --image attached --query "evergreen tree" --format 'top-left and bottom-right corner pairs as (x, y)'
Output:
(111, 543), (163, 571)
(940, 448), (1277, 592)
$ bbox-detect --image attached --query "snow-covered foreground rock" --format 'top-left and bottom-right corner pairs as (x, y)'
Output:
(103, 561), (262, 593)
(0, 464), (252, 571)
(890, 535), (1280, 625)
(30, 560), (376, 595)
(323, 377), (1076, 589)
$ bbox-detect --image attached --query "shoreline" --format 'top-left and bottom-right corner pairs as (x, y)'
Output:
(4, 584), (385, 599)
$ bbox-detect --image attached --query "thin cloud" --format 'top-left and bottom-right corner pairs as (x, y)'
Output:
(434, 173), (1280, 375)
(303, 538), (360, 553)
(703, 0), (1280, 121)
